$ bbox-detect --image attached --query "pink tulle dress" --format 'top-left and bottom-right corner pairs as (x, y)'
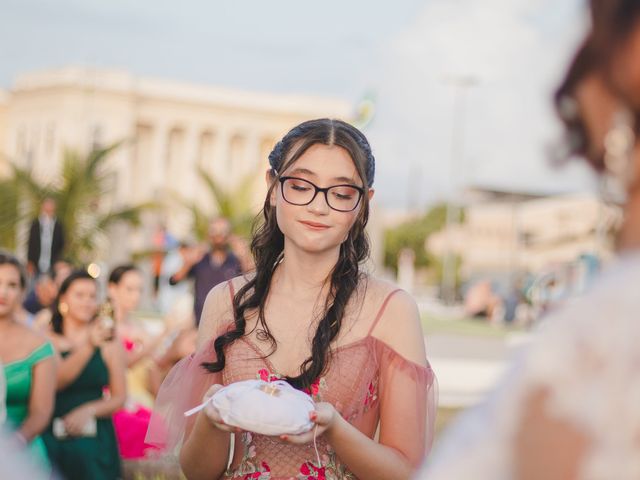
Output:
(147, 285), (437, 479)
(113, 337), (156, 459)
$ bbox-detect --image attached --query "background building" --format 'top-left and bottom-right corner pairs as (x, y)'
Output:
(0, 66), (354, 259)
(428, 187), (620, 280)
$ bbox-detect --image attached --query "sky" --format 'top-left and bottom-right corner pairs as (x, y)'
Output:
(0, 0), (595, 209)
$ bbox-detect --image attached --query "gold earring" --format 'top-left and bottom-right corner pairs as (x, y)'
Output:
(604, 110), (635, 179)
(59, 302), (69, 315)
(600, 109), (636, 204)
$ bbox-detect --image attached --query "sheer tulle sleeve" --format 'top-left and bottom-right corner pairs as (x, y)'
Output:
(145, 339), (222, 454)
(375, 339), (438, 467)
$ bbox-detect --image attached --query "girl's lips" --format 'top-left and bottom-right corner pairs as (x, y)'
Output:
(299, 220), (330, 230)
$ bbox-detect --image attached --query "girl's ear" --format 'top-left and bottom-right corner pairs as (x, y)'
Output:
(367, 188), (375, 201)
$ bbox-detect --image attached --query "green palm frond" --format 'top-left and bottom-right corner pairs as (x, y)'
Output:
(0, 141), (153, 263)
(85, 141), (124, 178)
(9, 164), (53, 214)
(197, 166), (234, 218)
(170, 190), (209, 241)
(196, 166), (258, 237)
(0, 177), (20, 250)
(95, 202), (156, 231)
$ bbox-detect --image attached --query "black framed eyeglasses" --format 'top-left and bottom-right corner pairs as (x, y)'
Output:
(278, 176), (364, 212)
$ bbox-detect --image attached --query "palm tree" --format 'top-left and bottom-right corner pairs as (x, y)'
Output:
(0, 142), (154, 264)
(0, 176), (20, 251)
(179, 166), (259, 241)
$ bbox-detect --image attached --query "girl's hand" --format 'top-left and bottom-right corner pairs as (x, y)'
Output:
(278, 402), (337, 445)
(63, 405), (95, 436)
(201, 384), (242, 434)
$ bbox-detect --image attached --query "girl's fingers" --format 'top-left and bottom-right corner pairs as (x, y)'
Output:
(204, 404), (223, 423)
(280, 431), (315, 445)
(203, 403), (236, 433)
(310, 403), (334, 425)
(203, 384), (223, 401)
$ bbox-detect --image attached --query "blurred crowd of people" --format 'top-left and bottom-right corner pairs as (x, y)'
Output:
(0, 198), (248, 479)
(463, 253), (601, 326)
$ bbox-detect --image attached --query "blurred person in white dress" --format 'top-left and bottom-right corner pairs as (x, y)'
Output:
(417, 1), (640, 479)
(157, 241), (194, 321)
(0, 431), (51, 479)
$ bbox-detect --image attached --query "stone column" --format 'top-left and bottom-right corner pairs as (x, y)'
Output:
(213, 128), (232, 191)
(181, 127), (200, 202)
(149, 122), (170, 200)
(245, 133), (260, 177)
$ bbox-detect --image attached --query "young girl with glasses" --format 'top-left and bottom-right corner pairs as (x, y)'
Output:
(148, 118), (437, 480)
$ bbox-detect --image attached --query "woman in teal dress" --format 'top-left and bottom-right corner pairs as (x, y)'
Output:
(0, 251), (56, 469)
(42, 270), (127, 480)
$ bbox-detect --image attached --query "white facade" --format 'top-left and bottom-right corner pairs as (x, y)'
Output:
(1, 67), (352, 242)
(428, 190), (620, 278)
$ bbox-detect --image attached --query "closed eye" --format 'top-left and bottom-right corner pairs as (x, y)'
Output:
(332, 192), (354, 200)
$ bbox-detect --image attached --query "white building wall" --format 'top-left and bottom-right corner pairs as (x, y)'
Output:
(1, 67), (354, 261)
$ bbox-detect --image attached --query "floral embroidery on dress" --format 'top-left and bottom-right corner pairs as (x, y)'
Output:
(297, 447), (355, 480)
(298, 461), (326, 480)
(363, 377), (378, 412)
(258, 368), (326, 401)
(303, 377), (327, 401)
(257, 368), (282, 383)
(225, 432), (272, 479)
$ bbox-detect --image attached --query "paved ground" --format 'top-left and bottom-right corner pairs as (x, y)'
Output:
(427, 331), (532, 408)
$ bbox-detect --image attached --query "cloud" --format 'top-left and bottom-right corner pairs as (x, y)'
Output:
(367, 0), (594, 209)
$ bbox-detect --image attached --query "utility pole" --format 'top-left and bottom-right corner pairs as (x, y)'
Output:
(441, 75), (477, 305)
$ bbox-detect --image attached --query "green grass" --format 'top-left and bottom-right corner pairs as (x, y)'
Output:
(435, 406), (463, 437)
(421, 314), (524, 338)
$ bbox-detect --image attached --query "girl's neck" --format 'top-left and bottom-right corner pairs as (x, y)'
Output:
(0, 314), (16, 329)
(62, 315), (88, 337)
(275, 244), (340, 297)
(113, 304), (129, 325)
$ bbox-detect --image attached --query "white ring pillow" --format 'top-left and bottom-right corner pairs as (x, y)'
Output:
(185, 379), (315, 436)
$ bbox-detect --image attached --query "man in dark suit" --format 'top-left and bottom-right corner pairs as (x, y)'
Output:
(27, 197), (65, 276)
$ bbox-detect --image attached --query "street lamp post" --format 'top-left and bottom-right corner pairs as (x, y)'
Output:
(441, 75), (477, 305)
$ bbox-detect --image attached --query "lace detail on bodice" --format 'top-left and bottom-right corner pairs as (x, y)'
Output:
(222, 335), (385, 479)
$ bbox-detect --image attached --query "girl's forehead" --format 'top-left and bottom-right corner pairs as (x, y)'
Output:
(0, 264), (20, 278)
(122, 270), (143, 283)
(290, 144), (360, 181)
(69, 280), (96, 292)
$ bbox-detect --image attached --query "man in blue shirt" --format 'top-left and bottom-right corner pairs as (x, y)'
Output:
(169, 217), (242, 325)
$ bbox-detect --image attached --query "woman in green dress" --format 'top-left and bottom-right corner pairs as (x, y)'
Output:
(0, 251), (56, 469)
(42, 270), (127, 480)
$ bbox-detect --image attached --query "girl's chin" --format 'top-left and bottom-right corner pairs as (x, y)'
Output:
(284, 230), (344, 255)
(296, 241), (341, 255)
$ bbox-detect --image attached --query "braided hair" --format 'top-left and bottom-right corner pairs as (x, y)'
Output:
(202, 119), (375, 390)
